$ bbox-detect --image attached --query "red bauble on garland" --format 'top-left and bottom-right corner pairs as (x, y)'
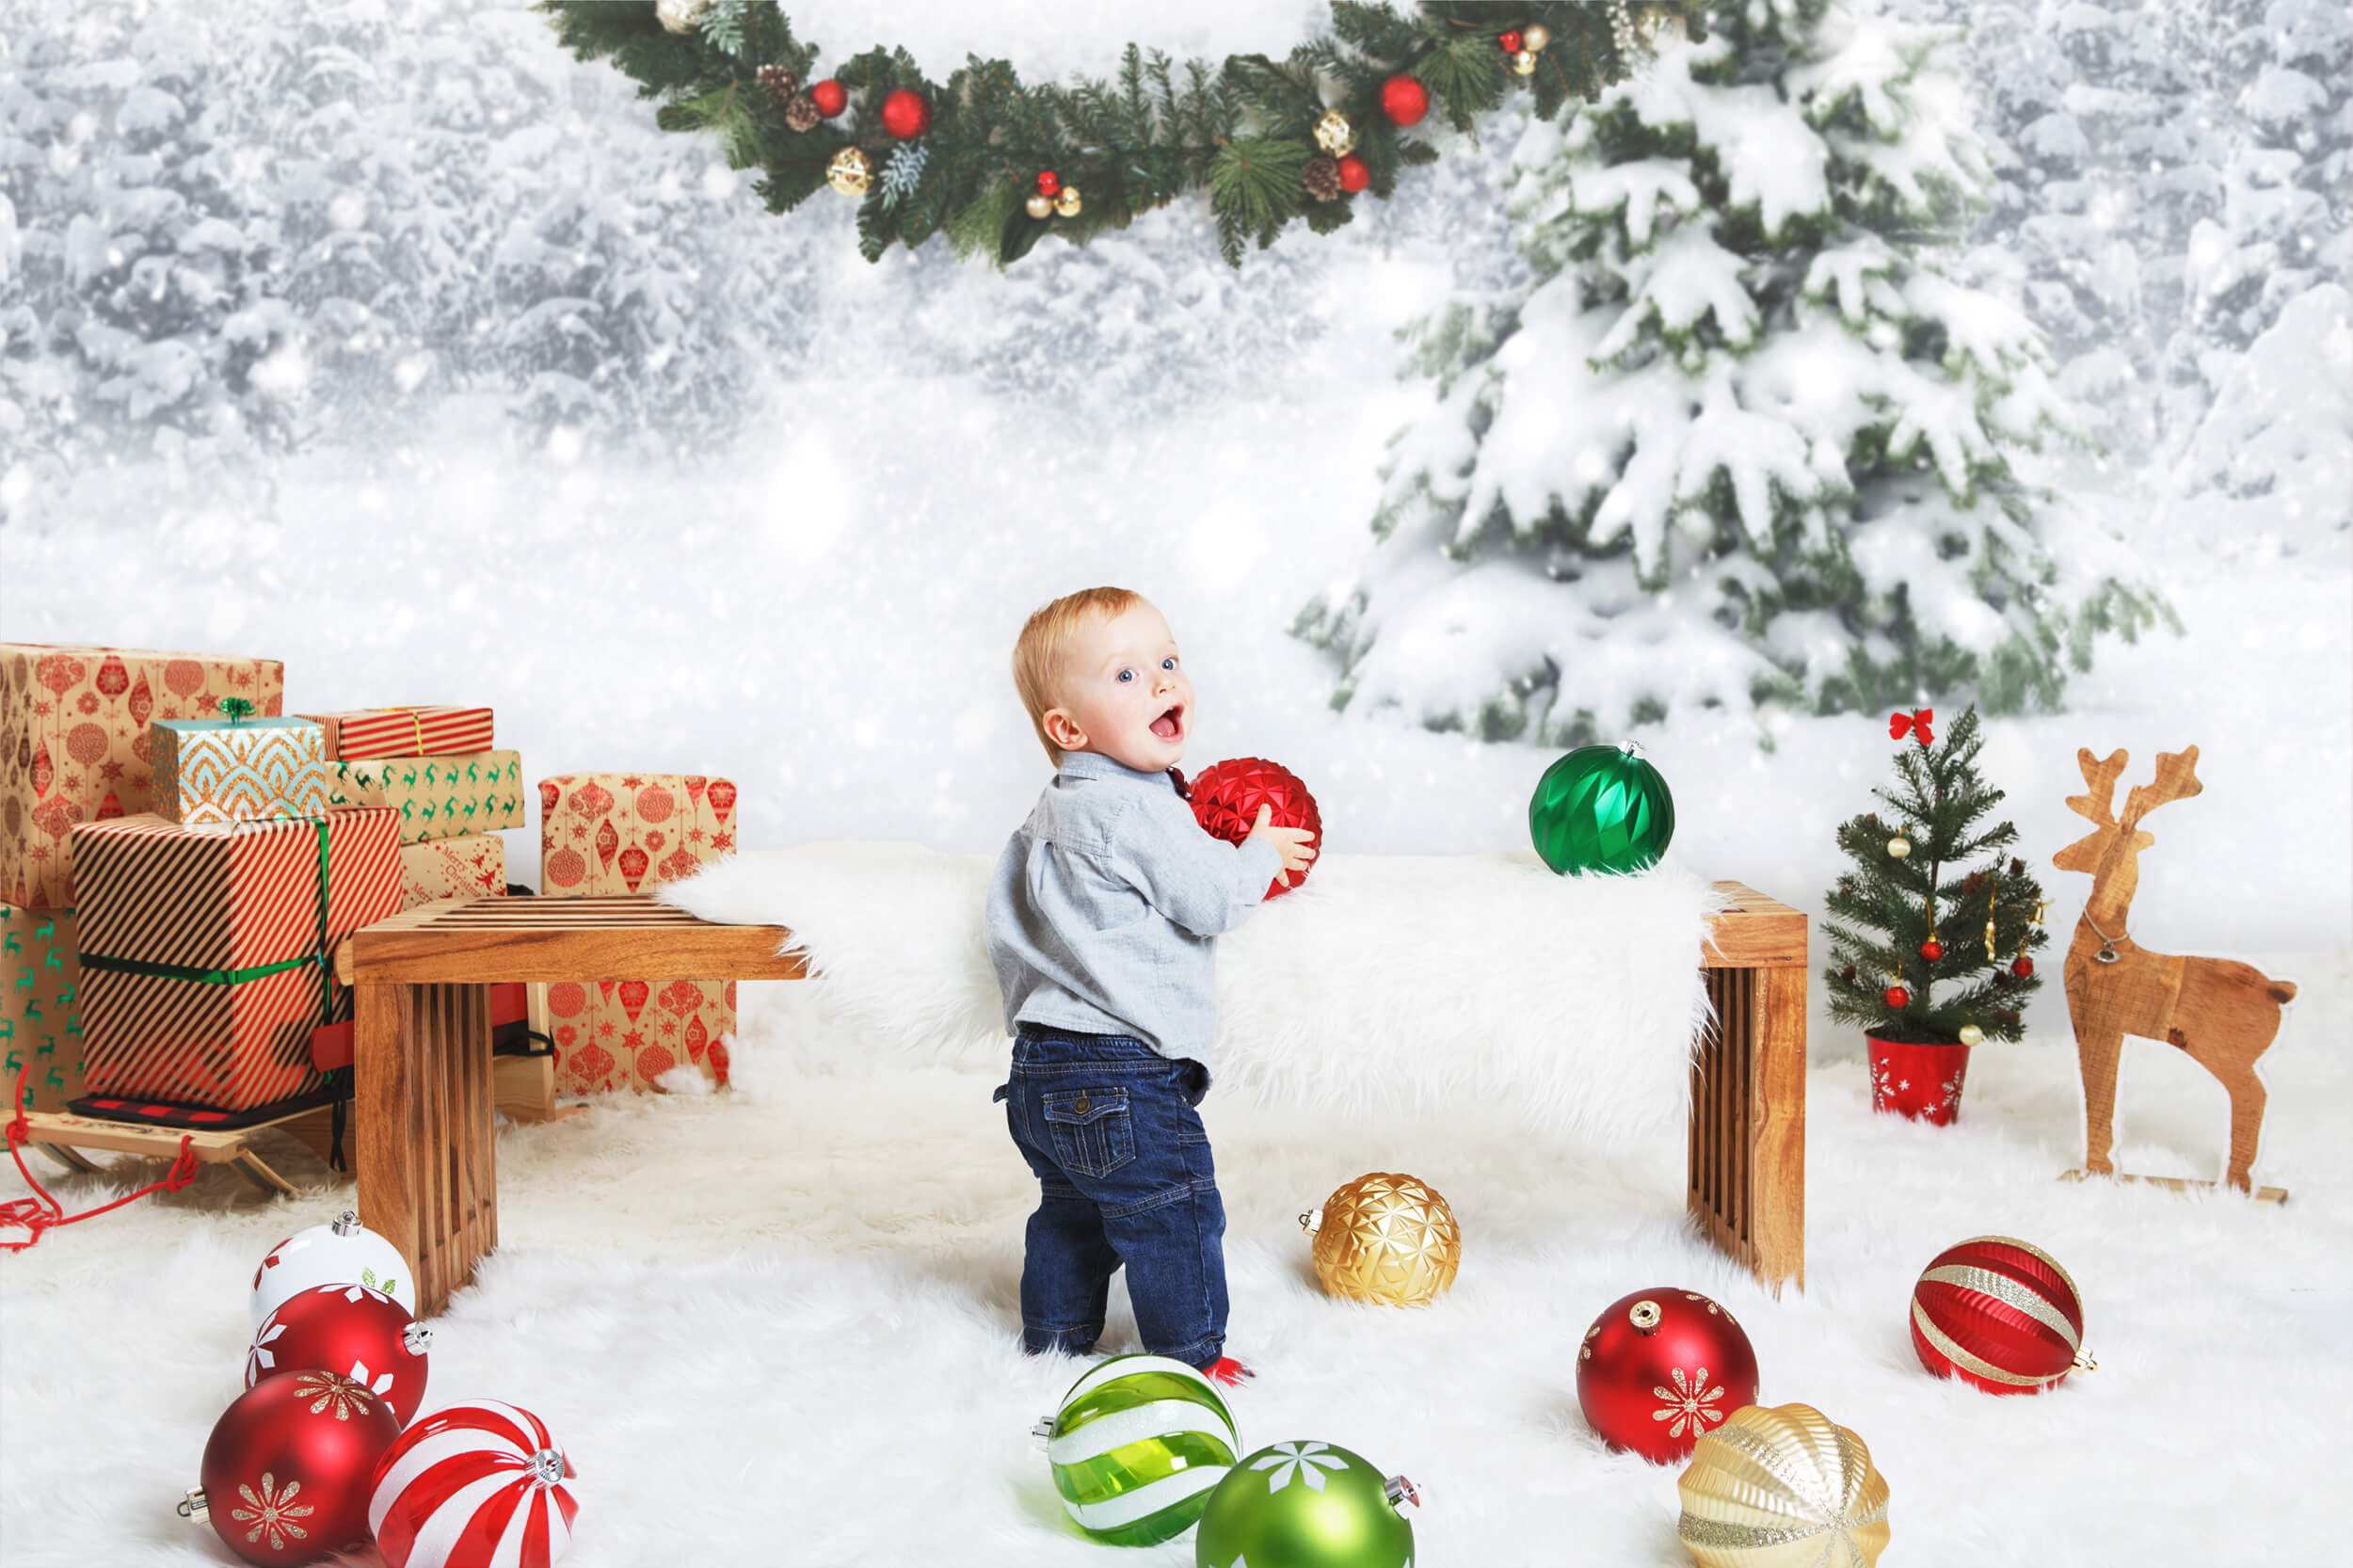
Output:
(1336, 154), (1370, 194)
(1379, 72), (1429, 126)
(248, 1284), (433, 1427)
(808, 77), (847, 117)
(1498, 28), (1524, 53)
(2011, 954), (2035, 978)
(1911, 1235), (2093, 1394)
(1577, 1288), (1760, 1464)
(1919, 938), (1944, 962)
(1036, 169), (1061, 197)
(1883, 984), (1910, 1009)
(369, 1401), (580, 1568)
(192, 1373), (400, 1566)
(879, 88), (931, 139)
(1184, 757), (1321, 901)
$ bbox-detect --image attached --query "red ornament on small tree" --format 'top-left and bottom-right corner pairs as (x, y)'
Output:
(1379, 73), (1429, 126)
(2011, 955), (2035, 979)
(1336, 154), (1370, 194)
(1184, 757), (1321, 901)
(1577, 1288), (1760, 1464)
(1919, 938), (1943, 961)
(879, 88), (931, 139)
(247, 1284), (433, 1426)
(1883, 984), (1909, 1009)
(808, 77), (847, 118)
(185, 1373), (400, 1566)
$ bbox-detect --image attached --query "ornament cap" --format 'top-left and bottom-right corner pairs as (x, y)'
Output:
(404, 1322), (434, 1355)
(1298, 1208), (1322, 1235)
(1385, 1474), (1421, 1513)
(331, 1209), (361, 1237)
(178, 1488), (208, 1523)
(2073, 1346), (2099, 1374)
(1617, 739), (1643, 759)
(1032, 1416), (1055, 1450)
(525, 1448), (566, 1487)
(1629, 1298), (1662, 1334)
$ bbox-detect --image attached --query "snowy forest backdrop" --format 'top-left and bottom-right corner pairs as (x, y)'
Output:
(3, 0), (2346, 986)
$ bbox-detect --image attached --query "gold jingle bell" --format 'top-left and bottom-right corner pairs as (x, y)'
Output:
(1025, 192), (1055, 219)
(1313, 107), (1357, 156)
(1511, 48), (1540, 76)
(1053, 184), (1082, 217)
(826, 146), (872, 198)
(1300, 1172), (1461, 1307)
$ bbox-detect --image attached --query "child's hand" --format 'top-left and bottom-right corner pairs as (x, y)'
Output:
(1247, 804), (1319, 887)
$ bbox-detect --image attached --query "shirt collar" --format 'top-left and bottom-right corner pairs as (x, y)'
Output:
(1056, 750), (1179, 792)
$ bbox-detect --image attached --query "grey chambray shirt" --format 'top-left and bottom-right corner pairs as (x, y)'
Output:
(985, 748), (1284, 1074)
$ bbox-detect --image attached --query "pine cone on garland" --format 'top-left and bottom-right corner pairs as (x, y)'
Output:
(1303, 153), (1343, 202)
(758, 65), (800, 106)
(784, 92), (823, 132)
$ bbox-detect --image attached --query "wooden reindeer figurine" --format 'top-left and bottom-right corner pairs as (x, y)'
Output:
(2053, 746), (2296, 1200)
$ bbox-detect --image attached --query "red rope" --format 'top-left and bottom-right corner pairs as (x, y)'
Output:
(2, 1062), (202, 1252)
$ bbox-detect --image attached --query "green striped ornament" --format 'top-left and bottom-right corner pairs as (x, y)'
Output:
(1195, 1441), (1418, 1568)
(1036, 1354), (1240, 1545)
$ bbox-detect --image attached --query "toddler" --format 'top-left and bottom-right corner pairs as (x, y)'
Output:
(984, 587), (1316, 1386)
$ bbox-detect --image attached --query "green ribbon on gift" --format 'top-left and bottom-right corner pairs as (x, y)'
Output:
(219, 696), (256, 724)
(77, 819), (339, 1022)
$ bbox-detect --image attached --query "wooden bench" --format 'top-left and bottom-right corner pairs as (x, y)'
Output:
(344, 884), (1806, 1318)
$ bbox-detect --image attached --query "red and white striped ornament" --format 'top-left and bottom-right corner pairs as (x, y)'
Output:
(1910, 1235), (2095, 1395)
(369, 1401), (579, 1568)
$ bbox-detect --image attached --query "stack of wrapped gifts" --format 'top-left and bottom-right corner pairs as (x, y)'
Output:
(298, 707), (521, 908)
(537, 773), (739, 1095)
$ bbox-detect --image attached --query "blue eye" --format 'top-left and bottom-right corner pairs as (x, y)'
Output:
(1116, 669), (1133, 682)
(1162, 657), (1177, 669)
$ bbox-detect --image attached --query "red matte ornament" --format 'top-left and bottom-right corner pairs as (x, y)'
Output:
(1576, 1288), (1760, 1464)
(1883, 984), (1909, 1008)
(1911, 1235), (2092, 1394)
(194, 1373), (399, 1566)
(1336, 153), (1370, 193)
(1185, 757), (1322, 901)
(247, 1284), (433, 1427)
(1919, 938), (1944, 961)
(1379, 72), (1430, 126)
(808, 77), (847, 117)
(1037, 169), (1061, 196)
(1498, 28), (1524, 53)
(2011, 954), (2035, 978)
(879, 88), (931, 139)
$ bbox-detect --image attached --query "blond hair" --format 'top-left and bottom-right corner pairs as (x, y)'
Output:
(1013, 586), (1144, 765)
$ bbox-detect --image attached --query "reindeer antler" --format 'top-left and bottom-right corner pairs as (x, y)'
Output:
(2065, 748), (2129, 827)
(2123, 745), (2202, 827)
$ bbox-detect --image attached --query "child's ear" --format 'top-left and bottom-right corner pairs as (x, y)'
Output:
(1044, 709), (1086, 750)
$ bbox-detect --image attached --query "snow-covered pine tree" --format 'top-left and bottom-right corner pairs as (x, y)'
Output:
(1294, 0), (2165, 745)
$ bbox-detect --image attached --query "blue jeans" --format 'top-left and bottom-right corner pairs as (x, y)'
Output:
(994, 1027), (1228, 1368)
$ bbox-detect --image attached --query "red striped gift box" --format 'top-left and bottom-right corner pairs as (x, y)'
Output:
(300, 705), (494, 760)
(69, 809), (401, 1111)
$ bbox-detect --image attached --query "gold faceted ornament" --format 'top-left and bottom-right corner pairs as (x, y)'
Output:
(1300, 1172), (1461, 1307)
(1511, 48), (1540, 76)
(1313, 107), (1357, 156)
(1522, 23), (1552, 52)
(825, 146), (872, 198)
(1676, 1402), (1891, 1568)
(1025, 192), (1055, 219)
(1053, 184), (1083, 218)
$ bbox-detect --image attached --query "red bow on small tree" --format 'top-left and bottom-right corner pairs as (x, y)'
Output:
(1889, 709), (1934, 746)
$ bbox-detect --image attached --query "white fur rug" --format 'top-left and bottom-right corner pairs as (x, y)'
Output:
(664, 842), (1726, 1152)
(3, 952), (2345, 1565)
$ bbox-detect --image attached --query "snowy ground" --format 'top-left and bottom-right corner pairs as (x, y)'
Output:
(1, 952), (2346, 1566)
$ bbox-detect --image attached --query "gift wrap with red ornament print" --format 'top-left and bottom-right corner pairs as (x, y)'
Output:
(395, 833), (507, 909)
(324, 750), (523, 844)
(538, 772), (739, 1092)
(1, 644), (285, 909)
(2, 903), (83, 1112)
(68, 809), (401, 1111)
(152, 717), (332, 825)
(297, 705), (494, 762)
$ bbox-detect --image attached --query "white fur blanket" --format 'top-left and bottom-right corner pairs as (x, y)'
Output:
(664, 843), (1727, 1152)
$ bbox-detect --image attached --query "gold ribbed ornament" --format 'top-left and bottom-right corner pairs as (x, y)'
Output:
(1313, 107), (1357, 156)
(1676, 1403), (1891, 1568)
(1300, 1173), (1461, 1307)
(825, 146), (872, 197)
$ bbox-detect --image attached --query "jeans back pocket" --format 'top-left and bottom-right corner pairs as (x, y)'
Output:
(1040, 1086), (1135, 1179)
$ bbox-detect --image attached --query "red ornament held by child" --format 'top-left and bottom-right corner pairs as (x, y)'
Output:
(1183, 757), (1321, 901)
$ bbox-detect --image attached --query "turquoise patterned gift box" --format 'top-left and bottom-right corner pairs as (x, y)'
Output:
(327, 750), (525, 845)
(152, 716), (331, 824)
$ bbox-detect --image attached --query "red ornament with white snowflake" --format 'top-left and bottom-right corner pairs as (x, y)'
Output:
(1576, 1288), (1760, 1464)
(248, 1284), (434, 1426)
(1911, 1234), (2093, 1394)
(186, 1372), (400, 1566)
(1183, 757), (1322, 901)
(369, 1401), (580, 1568)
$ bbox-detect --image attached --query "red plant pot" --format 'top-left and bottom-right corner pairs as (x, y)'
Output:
(1866, 1032), (1971, 1125)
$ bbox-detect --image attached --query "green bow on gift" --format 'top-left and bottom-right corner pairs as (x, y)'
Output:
(219, 697), (256, 724)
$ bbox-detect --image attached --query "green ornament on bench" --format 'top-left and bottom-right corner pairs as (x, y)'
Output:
(1194, 1441), (1419, 1568)
(1529, 742), (1676, 875)
(1033, 1353), (1240, 1545)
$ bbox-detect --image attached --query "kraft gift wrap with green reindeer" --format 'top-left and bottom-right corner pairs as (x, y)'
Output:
(2, 903), (82, 1112)
(326, 751), (524, 844)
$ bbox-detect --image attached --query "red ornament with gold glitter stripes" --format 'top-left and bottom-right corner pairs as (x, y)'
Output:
(1910, 1234), (2095, 1394)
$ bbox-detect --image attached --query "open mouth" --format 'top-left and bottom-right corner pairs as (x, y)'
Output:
(1149, 704), (1184, 741)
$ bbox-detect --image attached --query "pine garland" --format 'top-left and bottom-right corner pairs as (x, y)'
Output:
(537, 1), (1703, 266)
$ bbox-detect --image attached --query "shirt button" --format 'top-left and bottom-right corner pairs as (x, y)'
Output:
(1072, 1096), (1090, 1115)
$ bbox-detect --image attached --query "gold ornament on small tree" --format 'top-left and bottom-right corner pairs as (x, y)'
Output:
(1300, 1172), (1461, 1307)
(825, 146), (872, 197)
(1313, 107), (1357, 156)
(1053, 184), (1083, 217)
(1886, 835), (1911, 859)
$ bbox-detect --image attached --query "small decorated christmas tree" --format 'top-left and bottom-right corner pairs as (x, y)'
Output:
(1823, 707), (2048, 1046)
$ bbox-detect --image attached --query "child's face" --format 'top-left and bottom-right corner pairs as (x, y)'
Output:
(1044, 602), (1193, 772)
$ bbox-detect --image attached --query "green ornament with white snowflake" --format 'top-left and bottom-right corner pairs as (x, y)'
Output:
(1033, 1354), (1241, 1545)
(1194, 1440), (1420, 1568)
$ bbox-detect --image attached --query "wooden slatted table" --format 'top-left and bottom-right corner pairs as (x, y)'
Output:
(344, 884), (1804, 1317)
